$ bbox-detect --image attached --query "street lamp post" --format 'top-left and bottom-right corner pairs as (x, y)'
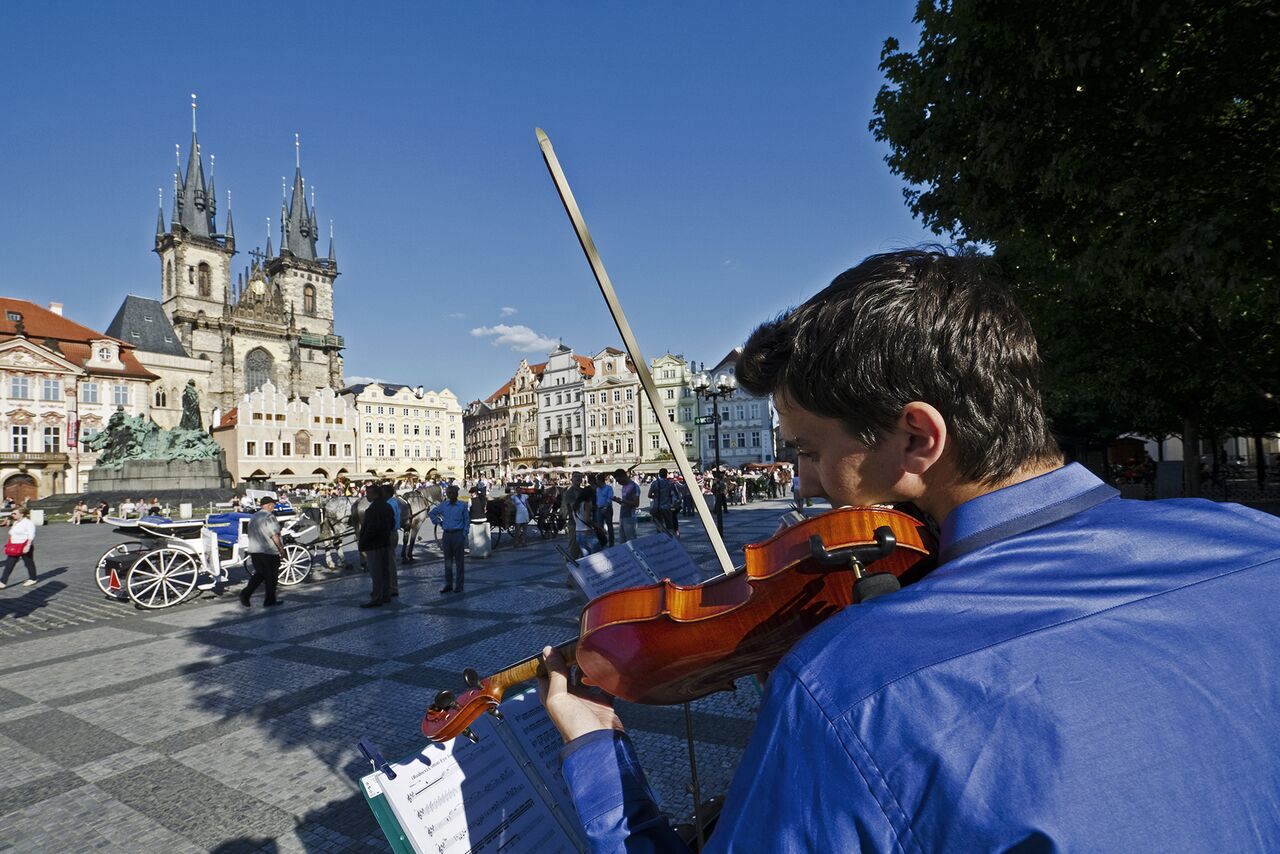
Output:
(693, 371), (737, 535)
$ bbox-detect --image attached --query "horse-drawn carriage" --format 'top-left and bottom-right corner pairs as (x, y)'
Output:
(94, 505), (319, 609)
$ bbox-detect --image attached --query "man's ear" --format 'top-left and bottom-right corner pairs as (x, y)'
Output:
(898, 401), (947, 475)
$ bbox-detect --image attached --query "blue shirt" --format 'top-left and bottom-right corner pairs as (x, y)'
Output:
(389, 497), (401, 530)
(597, 483), (614, 510)
(429, 500), (470, 533)
(561, 463), (1280, 852)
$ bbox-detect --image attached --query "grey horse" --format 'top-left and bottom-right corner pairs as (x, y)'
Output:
(319, 486), (442, 568)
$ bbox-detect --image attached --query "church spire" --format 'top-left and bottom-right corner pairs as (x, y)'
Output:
(265, 218), (273, 259)
(282, 134), (318, 261)
(327, 219), (336, 263)
(176, 94), (215, 238)
(156, 187), (165, 238)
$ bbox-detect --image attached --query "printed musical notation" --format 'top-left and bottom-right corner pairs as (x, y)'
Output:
(365, 690), (586, 853)
(566, 533), (707, 600)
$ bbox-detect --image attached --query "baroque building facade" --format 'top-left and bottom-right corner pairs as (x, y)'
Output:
(463, 381), (511, 481)
(0, 299), (156, 499)
(154, 111), (344, 428)
(640, 353), (699, 469)
(584, 348), (640, 468)
(341, 382), (464, 481)
(537, 344), (593, 467)
(699, 348), (775, 467)
(507, 359), (545, 471)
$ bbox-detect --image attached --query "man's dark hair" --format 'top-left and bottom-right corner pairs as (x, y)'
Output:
(738, 249), (1060, 485)
(612, 468), (629, 483)
(658, 468), (668, 478)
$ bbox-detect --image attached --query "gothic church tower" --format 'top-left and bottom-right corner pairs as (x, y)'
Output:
(154, 100), (344, 417)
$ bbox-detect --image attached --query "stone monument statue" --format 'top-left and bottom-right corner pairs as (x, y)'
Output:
(88, 408), (219, 468)
(180, 380), (203, 431)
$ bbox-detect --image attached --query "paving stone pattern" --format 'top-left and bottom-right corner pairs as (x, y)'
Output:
(0, 497), (803, 852)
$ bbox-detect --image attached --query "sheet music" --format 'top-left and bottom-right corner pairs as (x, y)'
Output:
(565, 545), (655, 600)
(374, 713), (581, 853)
(498, 690), (582, 830)
(628, 534), (706, 585)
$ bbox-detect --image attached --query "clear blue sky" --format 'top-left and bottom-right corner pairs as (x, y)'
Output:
(0, 1), (934, 403)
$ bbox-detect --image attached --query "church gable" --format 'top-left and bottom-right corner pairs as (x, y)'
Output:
(0, 339), (84, 376)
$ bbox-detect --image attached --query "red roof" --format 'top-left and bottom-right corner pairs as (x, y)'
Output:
(0, 298), (157, 380)
(530, 362), (547, 375)
(486, 379), (514, 403)
(215, 407), (239, 431)
(573, 354), (596, 377)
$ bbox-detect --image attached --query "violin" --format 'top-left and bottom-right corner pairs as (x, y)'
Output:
(422, 505), (934, 742)
(421, 130), (935, 746)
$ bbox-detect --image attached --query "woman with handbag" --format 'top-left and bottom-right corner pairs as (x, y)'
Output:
(0, 507), (38, 589)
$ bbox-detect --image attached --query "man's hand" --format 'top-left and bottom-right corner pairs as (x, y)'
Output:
(536, 645), (624, 743)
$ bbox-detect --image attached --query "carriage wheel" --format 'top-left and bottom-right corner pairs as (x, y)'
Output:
(95, 541), (142, 598)
(278, 543), (313, 586)
(125, 548), (200, 610)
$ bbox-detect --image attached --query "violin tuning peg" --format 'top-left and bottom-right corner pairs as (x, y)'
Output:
(433, 689), (457, 711)
(463, 667), (481, 689)
(462, 727), (479, 744)
(488, 708), (504, 721)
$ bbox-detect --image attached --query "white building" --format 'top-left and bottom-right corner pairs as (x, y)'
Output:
(536, 344), (593, 467)
(639, 353), (699, 470)
(342, 382), (464, 480)
(699, 348), (775, 468)
(584, 348), (641, 468)
(212, 383), (358, 486)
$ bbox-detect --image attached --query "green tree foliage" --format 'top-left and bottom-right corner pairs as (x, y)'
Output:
(870, 1), (1279, 470)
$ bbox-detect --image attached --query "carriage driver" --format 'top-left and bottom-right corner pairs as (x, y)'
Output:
(240, 496), (285, 608)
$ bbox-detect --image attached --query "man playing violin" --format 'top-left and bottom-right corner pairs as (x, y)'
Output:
(539, 249), (1280, 852)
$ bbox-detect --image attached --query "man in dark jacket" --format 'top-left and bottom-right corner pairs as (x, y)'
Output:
(358, 484), (395, 608)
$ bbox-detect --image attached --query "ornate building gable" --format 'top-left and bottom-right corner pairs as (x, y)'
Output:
(0, 338), (85, 378)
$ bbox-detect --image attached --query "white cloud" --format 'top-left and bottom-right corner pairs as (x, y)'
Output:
(499, 306), (517, 317)
(470, 324), (558, 353)
(345, 375), (384, 386)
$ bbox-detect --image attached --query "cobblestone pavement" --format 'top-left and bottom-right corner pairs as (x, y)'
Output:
(0, 498), (801, 852)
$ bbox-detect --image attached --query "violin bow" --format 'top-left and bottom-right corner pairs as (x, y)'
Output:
(536, 128), (736, 577)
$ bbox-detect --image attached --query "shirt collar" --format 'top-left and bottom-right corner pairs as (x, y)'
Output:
(938, 462), (1119, 564)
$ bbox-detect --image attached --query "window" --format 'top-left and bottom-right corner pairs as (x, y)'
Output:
(365, 405), (372, 414)
(545, 418), (551, 431)
(625, 409), (635, 425)
(245, 348), (273, 392)
(377, 406), (384, 415)
(571, 438), (579, 452)
(165, 261), (174, 296)
(626, 389), (633, 400)
(721, 434), (730, 449)
(650, 434), (660, 450)
(113, 385), (130, 406)
(365, 444), (373, 457)
(342, 443), (351, 456)
(736, 404), (746, 420)
(556, 392), (563, 405)
(681, 407), (692, 421)
(721, 406), (730, 421)
(588, 394), (595, 405)
(613, 390), (621, 402)
(413, 424), (420, 435)
(264, 442), (275, 456)
(544, 395), (551, 407)
(752, 431), (762, 448)
(42, 380), (61, 401)
(589, 414), (596, 427)
(303, 284), (316, 314)
(331, 444), (339, 457)
(246, 441), (257, 456)
(377, 423), (384, 434)
(282, 442), (292, 456)
(10, 377), (29, 399)
(313, 443), (323, 456)
(11, 426), (28, 452)
(188, 265), (195, 284)
(198, 262), (211, 297)
(664, 389), (674, 400)
(666, 408), (675, 421)
(737, 432), (746, 448)
(750, 402), (761, 419)
(627, 438), (634, 453)
(613, 411), (621, 425)
(590, 441), (597, 455)
(435, 426), (441, 436)
(389, 445), (396, 458)
(389, 424), (396, 435)
(364, 423), (372, 434)
(377, 443), (386, 457)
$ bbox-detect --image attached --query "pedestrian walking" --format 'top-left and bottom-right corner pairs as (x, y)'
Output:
(595, 473), (615, 548)
(386, 484), (401, 599)
(574, 487), (602, 556)
(358, 485), (395, 608)
(648, 468), (677, 536)
(612, 468), (640, 543)
(562, 471), (584, 559)
(0, 507), (38, 589)
(512, 490), (531, 547)
(430, 485), (470, 593)
(239, 496), (285, 608)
